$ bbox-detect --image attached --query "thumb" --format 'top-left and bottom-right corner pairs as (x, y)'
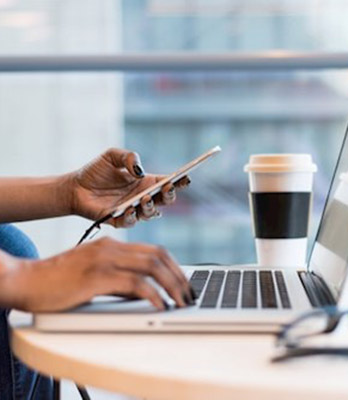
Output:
(106, 148), (145, 179)
(129, 153), (146, 178)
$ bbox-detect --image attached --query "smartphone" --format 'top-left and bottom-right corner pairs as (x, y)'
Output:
(111, 145), (222, 218)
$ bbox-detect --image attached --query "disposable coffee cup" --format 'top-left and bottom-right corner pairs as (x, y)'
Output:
(244, 154), (317, 267)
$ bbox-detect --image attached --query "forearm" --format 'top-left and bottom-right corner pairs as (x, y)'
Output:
(0, 250), (25, 309)
(0, 174), (73, 222)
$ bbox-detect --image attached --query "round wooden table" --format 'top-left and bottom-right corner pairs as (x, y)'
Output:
(10, 312), (348, 400)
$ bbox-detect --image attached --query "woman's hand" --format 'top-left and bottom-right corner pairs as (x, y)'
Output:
(67, 148), (190, 228)
(0, 237), (196, 312)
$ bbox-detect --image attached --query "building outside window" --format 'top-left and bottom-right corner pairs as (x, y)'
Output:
(0, 0), (347, 267)
(1, 1), (348, 398)
(123, 0), (348, 264)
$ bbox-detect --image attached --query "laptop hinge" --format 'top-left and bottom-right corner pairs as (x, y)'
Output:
(298, 271), (336, 308)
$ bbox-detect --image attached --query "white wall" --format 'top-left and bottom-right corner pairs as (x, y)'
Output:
(2, 2), (138, 399)
(0, 0), (125, 257)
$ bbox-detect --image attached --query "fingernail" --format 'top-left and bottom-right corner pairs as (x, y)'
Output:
(133, 164), (145, 178)
(163, 300), (170, 310)
(151, 211), (162, 219)
(146, 199), (154, 209)
(190, 286), (198, 300)
(183, 292), (195, 306)
(126, 210), (137, 224)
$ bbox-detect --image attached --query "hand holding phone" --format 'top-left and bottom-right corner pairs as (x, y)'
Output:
(112, 145), (221, 218)
(77, 145), (221, 244)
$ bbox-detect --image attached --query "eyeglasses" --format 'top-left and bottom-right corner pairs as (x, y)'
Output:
(272, 306), (348, 362)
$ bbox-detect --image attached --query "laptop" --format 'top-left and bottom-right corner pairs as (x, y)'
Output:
(34, 127), (348, 333)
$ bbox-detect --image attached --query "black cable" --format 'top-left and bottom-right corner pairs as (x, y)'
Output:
(77, 212), (114, 245)
(28, 374), (41, 400)
(27, 212), (108, 400)
(53, 380), (60, 400)
(37, 214), (115, 400)
(76, 385), (92, 400)
(74, 213), (117, 398)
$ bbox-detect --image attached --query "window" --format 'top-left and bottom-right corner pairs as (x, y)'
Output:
(0, 0), (347, 264)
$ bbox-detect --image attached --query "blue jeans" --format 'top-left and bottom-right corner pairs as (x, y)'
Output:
(0, 224), (52, 400)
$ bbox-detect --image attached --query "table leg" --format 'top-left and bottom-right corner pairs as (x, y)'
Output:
(76, 385), (92, 400)
(53, 379), (60, 400)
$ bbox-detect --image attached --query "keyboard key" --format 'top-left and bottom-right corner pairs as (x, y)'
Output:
(221, 271), (241, 308)
(200, 271), (225, 308)
(260, 271), (277, 308)
(189, 270), (209, 298)
(275, 271), (291, 309)
(242, 271), (257, 308)
(191, 270), (210, 280)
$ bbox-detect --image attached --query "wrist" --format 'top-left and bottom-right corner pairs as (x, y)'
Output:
(55, 173), (76, 216)
(0, 253), (31, 310)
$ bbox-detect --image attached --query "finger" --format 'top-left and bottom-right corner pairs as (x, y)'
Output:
(109, 207), (137, 228)
(152, 174), (189, 187)
(100, 241), (188, 307)
(105, 148), (145, 179)
(138, 195), (159, 220)
(100, 270), (167, 311)
(114, 251), (187, 308)
(174, 175), (191, 190)
(111, 243), (194, 307)
(153, 175), (190, 190)
(157, 246), (196, 301)
(150, 175), (190, 206)
(94, 237), (192, 306)
(117, 242), (189, 287)
(133, 278), (170, 310)
(137, 207), (162, 222)
(160, 183), (176, 205)
(151, 185), (175, 207)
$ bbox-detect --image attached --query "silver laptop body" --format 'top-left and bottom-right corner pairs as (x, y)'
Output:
(34, 128), (348, 333)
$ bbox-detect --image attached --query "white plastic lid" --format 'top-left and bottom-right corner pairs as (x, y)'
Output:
(244, 154), (317, 173)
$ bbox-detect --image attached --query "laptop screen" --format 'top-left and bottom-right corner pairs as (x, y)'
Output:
(309, 126), (348, 300)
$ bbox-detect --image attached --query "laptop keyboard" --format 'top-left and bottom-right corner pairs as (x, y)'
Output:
(274, 271), (291, 308)
(242, 271), (257, 308)
(200, 271), (225, 308)
(189, 269), (291, 309)
(221, 271), (241, 308)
